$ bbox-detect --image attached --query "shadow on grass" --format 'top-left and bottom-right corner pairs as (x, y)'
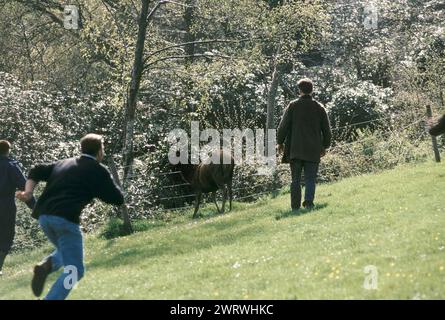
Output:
(275, 203), (328, 220)
(191, 206), (239, 220)
(100, 218), (167, 240)
(89, 221), (266, 270)
(100, 200), (247, 240)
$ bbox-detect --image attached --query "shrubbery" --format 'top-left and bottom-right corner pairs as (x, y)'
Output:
(1, 71), (438, 252)
(326, 81), (393, 141)
(319, 128), (430, 183)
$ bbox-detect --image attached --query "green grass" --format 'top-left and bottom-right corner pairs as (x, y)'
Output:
(1, 161), (445, 299)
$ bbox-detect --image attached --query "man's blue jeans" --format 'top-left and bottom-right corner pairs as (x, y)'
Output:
(39, 215), (85, 300)
(290, 159), (319, 209)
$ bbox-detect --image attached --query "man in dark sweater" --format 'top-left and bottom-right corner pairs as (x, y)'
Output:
(0, 140), (35, 276)
(277, 78), (332, 211)
(16, 134), (124, 300)
(429, 114), (445, 137)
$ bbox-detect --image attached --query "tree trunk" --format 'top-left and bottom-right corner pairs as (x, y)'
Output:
(440, 87), (444, 107)
(108, 158), (133, 233)
(426, 105), (441, 163)
(122, 0), (151, 186)
(184, 0), (196, 65)
(266, 61), (280, 156)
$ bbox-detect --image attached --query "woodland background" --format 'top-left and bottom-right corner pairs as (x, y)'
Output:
(0, 0), (443, 250)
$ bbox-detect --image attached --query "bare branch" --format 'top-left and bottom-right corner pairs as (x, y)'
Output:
(147, 0), (191, 24)
(13, 0), (65, 27)
(144, 53), (231, 70)
(142, 31), (291, 66)
(144, 38), (251, 64)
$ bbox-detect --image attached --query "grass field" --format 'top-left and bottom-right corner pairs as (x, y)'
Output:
(1, 161), (444, 300)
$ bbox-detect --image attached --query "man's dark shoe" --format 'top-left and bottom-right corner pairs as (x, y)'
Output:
(292, 208), (300, 213)
(31, 259), (51, 297)
(303, 201), (315, 210)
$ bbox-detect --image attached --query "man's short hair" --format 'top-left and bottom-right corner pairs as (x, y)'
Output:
(297, 78), (314, 95)
(0, 140), (11, 156)
(80, 134), (103, 156)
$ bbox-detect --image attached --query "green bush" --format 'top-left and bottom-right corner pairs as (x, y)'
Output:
(319, 128), (430, 183)
(326, 81), (393, 141)
(12, 203), (45, 252)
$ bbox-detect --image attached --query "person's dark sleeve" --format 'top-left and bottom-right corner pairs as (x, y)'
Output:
(320, 107), (332, 149)
(28, 163), (56, 182)
(10, 162), (26, 190)
(277, 103), (292, 145)
(94, 165), (125, 206)
(429, 115), (445, 137)
(10, 162), (36, 209)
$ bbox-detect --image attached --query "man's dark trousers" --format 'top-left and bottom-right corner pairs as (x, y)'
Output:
(290, 159), (319, 210)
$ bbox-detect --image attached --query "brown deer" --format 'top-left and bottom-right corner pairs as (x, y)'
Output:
(174, 149), (235, 218)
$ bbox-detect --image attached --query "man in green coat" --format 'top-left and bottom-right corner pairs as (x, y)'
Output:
(277, 79), (332, 211)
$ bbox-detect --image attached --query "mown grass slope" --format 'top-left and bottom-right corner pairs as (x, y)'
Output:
(1, 161), (444, 299)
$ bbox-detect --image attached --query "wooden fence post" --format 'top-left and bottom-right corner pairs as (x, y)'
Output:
(108, 157), (133, 233)
(426, 105), (441, 163)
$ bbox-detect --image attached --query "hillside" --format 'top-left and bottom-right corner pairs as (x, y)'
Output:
(1, 161), (444, 300)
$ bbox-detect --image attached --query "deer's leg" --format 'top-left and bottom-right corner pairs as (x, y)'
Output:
(193, 192), (202, 218)
(221, 185), (227, 214)
(213, 191), (221, 213)
(229, 181), (233, 211)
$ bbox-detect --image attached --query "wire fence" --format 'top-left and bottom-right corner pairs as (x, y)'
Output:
(329, 118), (425, 152)
(330, 114), (395, 132)
(112, 114), (431, 215)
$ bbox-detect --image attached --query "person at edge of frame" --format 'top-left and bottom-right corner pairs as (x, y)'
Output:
(0, 140), (36, 276)
(429, 114), (445, 137)
(16, 134), (124, 300)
